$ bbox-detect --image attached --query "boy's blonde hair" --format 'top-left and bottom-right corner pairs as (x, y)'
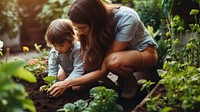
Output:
(45, 19), (77, 47)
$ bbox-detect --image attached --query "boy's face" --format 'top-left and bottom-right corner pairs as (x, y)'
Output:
(53, 41), (71, 54)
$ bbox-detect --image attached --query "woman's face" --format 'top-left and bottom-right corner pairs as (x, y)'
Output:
(53, 41), (71, 54)
(73, 23), (90, 37)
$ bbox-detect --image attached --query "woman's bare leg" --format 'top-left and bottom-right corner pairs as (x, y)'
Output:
(106, 46), (158, 98)
(106, 50), (141, 98)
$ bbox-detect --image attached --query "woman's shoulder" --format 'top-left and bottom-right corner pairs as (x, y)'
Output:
(113, 6), (140, 23)
(113, 6), (138, 16)
(112, 6), (140, 29)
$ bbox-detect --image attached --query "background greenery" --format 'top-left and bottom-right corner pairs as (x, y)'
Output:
(0, 0), (21, 39)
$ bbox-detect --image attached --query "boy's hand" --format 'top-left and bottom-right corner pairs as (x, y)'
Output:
(39, 85), (49, 92)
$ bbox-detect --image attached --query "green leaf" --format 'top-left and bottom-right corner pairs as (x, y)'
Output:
(161, 107), (173, 112)
(196, 95), (200, 102)
(190, 9), (199, 15)
(15, 67), (36, 83)
(115, 104), (124, 112)
(74, 99), (88, 110)
(22, 99), (36, 112)
(63, 103), (76, 111)
(43, 76), (56, 84)
(0, 61), (25, 76)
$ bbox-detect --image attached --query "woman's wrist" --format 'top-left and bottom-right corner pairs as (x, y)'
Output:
(64, 79), (73, 88)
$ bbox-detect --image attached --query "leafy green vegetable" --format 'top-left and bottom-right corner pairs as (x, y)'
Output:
(57, 86), (123, 112)
(39, 76), (56, 92)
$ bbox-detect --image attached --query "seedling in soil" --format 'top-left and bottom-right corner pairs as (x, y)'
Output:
(138, 79), (155, 95)
(39, 76), (56, 93)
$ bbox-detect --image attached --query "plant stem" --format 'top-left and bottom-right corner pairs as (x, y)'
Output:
(4, 47), (10, 63)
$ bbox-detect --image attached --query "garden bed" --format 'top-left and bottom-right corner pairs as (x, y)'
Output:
(16, 74), (152, 112)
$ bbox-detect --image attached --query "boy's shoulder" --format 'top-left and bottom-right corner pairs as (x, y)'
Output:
(72, 41), (81, 49)
(50, 48), (58, 54)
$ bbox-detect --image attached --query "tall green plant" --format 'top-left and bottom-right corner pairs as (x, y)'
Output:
(165, 9), (200, 67)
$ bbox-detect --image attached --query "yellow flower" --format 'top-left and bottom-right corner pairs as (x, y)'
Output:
(23, 46), (29, 52)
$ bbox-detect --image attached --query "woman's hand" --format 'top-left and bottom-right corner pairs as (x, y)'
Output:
(47, 80), (69, 97)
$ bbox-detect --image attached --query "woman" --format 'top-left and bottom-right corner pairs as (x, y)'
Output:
(48, 0), (159, 99)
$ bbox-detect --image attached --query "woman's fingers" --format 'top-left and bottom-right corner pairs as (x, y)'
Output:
(47, 84), (59, 97)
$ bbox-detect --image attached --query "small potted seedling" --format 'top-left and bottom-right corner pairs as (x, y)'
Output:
(39, 76), (56, 94)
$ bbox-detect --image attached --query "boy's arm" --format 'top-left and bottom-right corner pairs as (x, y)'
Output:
(48, 49), (59, 76)
(65, 49), (84, 80)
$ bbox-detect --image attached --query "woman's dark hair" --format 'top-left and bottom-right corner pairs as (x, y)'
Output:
(68, 0), (117, 71)
(45, 19), (77, 46)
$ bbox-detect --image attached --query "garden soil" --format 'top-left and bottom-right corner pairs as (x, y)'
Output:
(17, 74), (150, 112)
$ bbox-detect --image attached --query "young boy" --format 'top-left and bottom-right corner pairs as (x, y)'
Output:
(45, 19), (84, 93)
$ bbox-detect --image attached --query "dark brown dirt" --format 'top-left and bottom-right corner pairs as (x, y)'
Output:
(16, 75), (151, 112)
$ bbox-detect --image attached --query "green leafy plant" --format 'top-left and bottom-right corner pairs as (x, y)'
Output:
(24, 44), (49, 76)
(145, 9), (200, 111)
(39, 76), (56, 92)
(146, 61), (200, 112)
(34, 43), (49, 61)
(162, 0), (200, 31)
(0, 61), (36, 112)
(138, 79), (155, 95)
(57, 99), (88, 112)
(24, 58), (48, 75)
(164, 9), (200, 67)
(57, 86), (123, 112)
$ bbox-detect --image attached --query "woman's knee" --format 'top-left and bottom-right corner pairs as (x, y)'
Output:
(106, 53), (122, 70)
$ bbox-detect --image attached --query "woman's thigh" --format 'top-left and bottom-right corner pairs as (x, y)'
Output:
(107, 45), (158, 72)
